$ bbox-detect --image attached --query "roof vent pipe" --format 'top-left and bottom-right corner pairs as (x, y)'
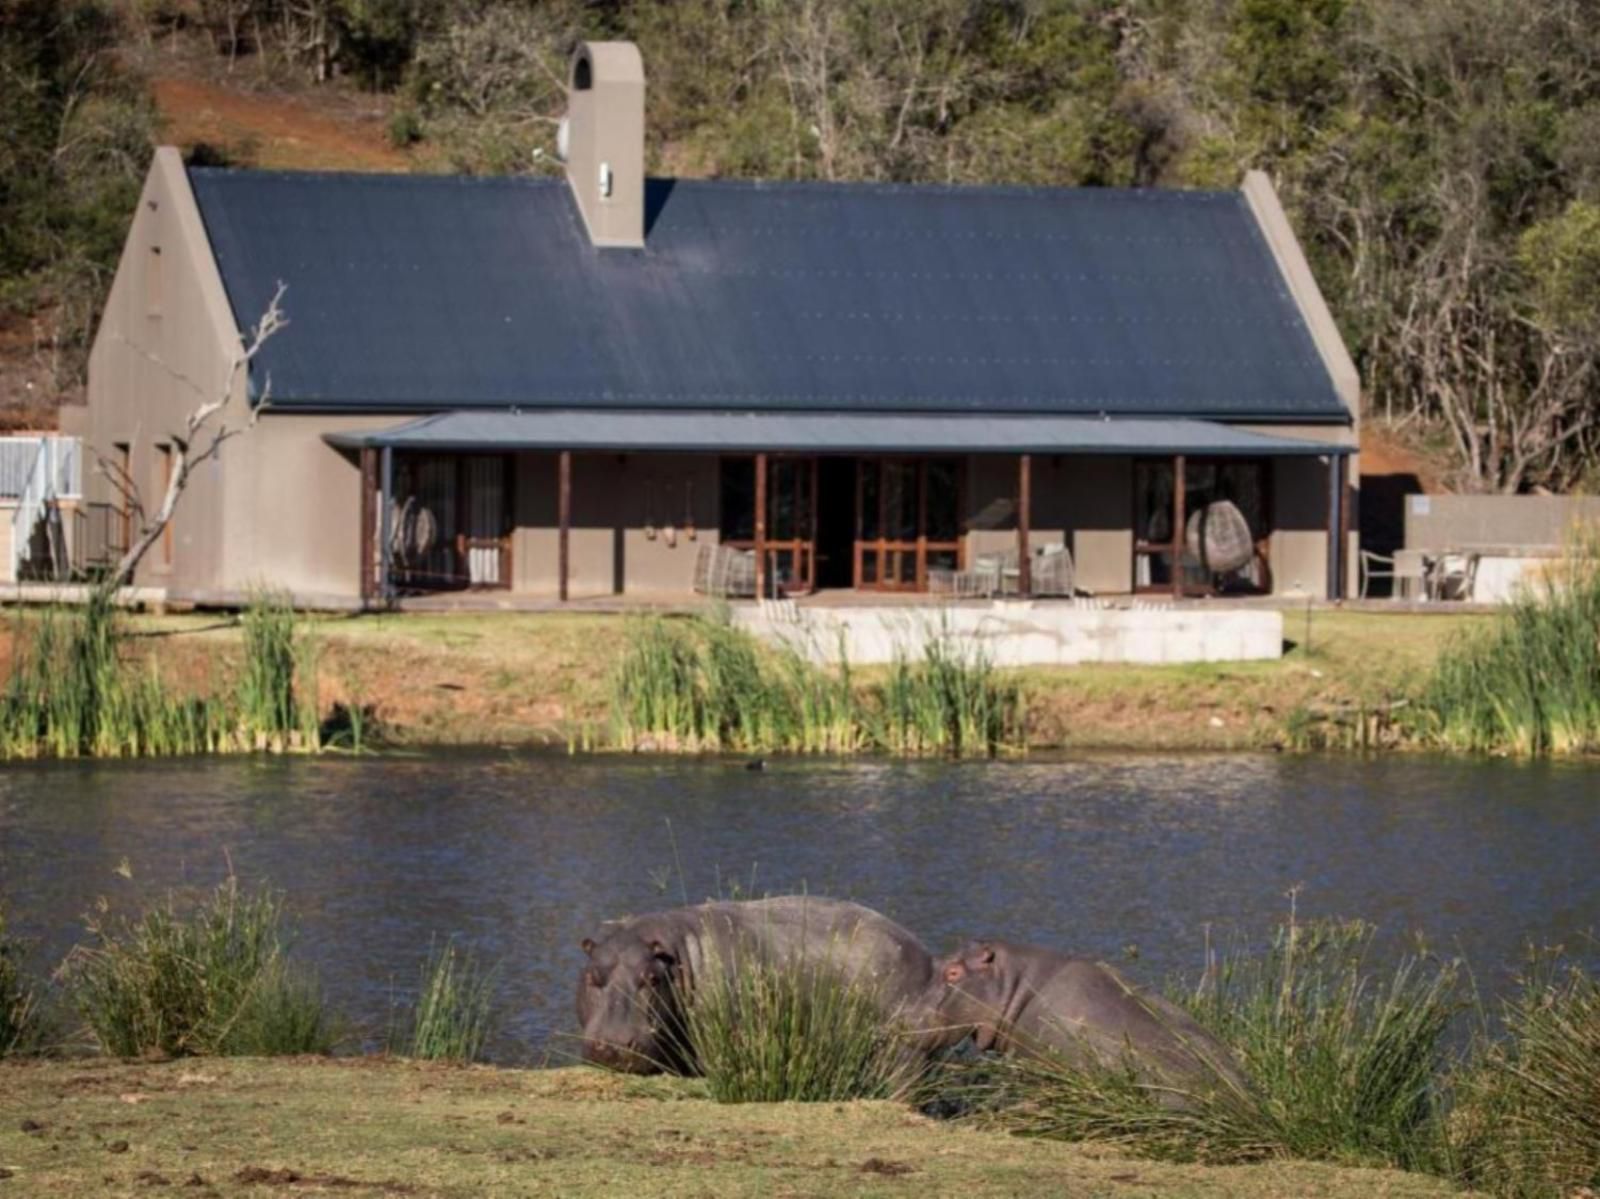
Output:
(560, 41), (645, 248)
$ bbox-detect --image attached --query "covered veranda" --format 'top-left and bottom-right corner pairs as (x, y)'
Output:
(327, 410), (1353, 607)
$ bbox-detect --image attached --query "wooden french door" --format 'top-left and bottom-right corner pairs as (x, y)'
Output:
(720, 456), (817, 596)
(855, 458), (962, 591)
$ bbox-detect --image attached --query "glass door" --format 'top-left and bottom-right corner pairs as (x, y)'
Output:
(718, 456), (816, 596)
(855, 458), (962, 591)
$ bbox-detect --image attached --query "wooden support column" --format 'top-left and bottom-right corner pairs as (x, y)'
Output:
(358, 447), (376, 605)
(558, 450), (572, 603)
(1016, 453), (1032, 597)
(378, 446), (394, 604)
(754, 452), (768, 601)
(1170, 453), (1186, 600)
(1326, 453), (1344, 600)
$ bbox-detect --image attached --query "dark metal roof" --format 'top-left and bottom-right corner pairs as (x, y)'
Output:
(324, 410), (1352, 456)
(190, 168), (1349, 421)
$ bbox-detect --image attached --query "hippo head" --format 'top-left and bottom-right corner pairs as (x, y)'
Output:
(576, 926), (685, 1073)
(922, 940), (1008, 1052)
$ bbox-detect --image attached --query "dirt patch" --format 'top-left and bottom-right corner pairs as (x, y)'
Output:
(859, 1157), (917, 1176)
(150, 75), (407, 172)
(231, 1166), (415, 1191)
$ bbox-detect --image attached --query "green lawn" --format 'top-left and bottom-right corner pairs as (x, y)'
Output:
(0, 1059), (1461, 1198)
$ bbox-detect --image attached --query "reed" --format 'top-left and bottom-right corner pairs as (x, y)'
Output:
(681, 948), (924, 1103)
(404, 939), (497, 1063)
(64, 873), (333, 1058)
(1420, 529), (1600, 755)
(608, 614), (1023, 757)
(1448, 953), (1600, 1197)
(0, 591), (329, 759)
(237, 589), (322, 751)
(873, 634), (1025, 757)
(0, 592), (232, 759)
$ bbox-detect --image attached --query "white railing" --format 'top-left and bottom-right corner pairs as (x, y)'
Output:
(5, 436), (82, 581)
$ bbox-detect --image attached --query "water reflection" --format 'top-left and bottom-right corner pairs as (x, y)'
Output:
(1, 752), (1597, 1063)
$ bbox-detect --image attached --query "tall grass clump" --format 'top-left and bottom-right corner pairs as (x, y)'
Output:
(1, 905), (44, 1056)
(1178, 913), (1457, 1170)
(875, 633), (1025, 756)
(64, 873), (333, 1058)
(401, 939), (497, 1063)
(1449, 955), (1600, 1197)
(608, 613), (1022, 757)
(237, 589), (321, 751)
(1422, 528), (1600, 755)
(938, 1046), (1273, 1165)
(942, 910), (1457, 1171)
(0, 591), (231, 759)
(681, 949), (923, 1103)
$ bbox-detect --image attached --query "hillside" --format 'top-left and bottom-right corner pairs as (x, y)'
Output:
(5, 0), (1595, 493)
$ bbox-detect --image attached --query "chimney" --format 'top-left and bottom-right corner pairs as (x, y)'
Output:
(559, 41), (645, 249)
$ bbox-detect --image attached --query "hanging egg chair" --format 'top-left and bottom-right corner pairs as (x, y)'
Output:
(1185, 499), (1255, 575)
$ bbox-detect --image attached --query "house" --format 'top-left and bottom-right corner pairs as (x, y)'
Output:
(76, 40), (1358, 610)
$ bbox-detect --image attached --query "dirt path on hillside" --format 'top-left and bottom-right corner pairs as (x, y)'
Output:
(151, 75), (408, 172)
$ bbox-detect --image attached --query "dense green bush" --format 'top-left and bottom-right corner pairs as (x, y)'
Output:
(65, 873), (333, 1058)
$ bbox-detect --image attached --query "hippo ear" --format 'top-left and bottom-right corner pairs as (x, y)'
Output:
(973, 944), (996, 968)
(581, 938), (596, 957)
(649, 939), (677, 964)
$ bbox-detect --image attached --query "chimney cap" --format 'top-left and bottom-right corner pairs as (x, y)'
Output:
(570, 41), (645, 91)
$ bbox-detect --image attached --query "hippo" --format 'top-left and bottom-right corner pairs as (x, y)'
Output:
(576, 896), (934, 1073)
(915, 939), (1247, 1101)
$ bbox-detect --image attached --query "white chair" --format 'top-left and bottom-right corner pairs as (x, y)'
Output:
(1360, 549), (1428, 599)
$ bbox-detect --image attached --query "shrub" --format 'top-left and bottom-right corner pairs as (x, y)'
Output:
(681, 949), (923, 1103)
(403, 939), (497, 1063)
(65, 873), (333, 1058)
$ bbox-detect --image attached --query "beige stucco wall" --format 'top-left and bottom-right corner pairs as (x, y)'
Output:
(515, 453), (721, 597)
(85, 147), (242, 597)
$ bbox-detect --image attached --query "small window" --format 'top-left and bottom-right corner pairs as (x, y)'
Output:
(155, 443), (174, 566)
(113, 442), (131, 554)
(573, 54), (592, 90)
(146, 245), (163, 317)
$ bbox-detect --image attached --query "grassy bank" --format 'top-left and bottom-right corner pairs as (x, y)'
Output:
(1, 607), (1485, 754)
(0, 1058), (1459, 1198)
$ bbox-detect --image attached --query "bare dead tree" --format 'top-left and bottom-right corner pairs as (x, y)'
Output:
(96, 285), (287, 594)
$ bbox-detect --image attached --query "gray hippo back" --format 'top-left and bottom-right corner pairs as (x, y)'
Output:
(918, 939), (1247, 1099)
(577, 896), (933, 1073)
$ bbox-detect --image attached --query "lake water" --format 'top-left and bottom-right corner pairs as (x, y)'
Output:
(2, 752), (1597, 1062)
